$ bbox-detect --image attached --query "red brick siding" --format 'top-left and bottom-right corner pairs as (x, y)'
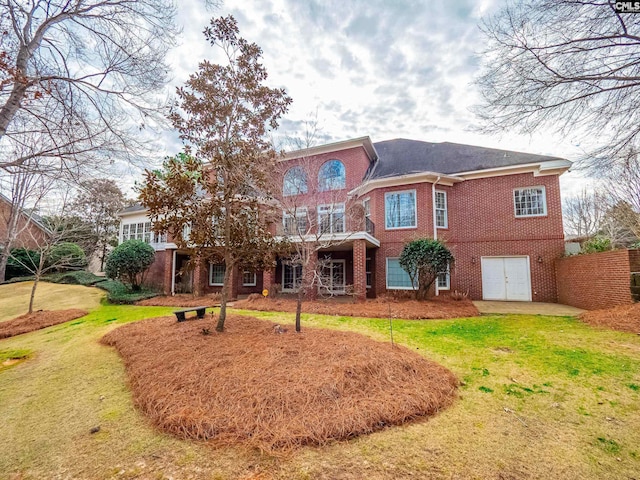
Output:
(371, 173), (564, 301)
(555, 250), (633, 310)
(629, 249), (640, 272)
(0, 200), (49, 249)
(144, 250), (167, 291)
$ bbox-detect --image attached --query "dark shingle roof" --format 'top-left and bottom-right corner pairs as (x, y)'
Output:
(370, 139), (564, 178)
(119, 204), (146, 214)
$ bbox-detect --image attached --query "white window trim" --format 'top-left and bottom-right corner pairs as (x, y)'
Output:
(437, 264), (450, 290)
(281, 261), (303, 293)
(513, 186), (547, 218)
(435, 190), (448, 229)
(384, 189), (417, 230)
(317, 203), (346, 234)
(366, 256), (372, 289)
(283, 207), (308, 235)
(385, 257), (417, 290)
(242, 271), (257, 287)
(209, 263), (225, 286)
(363, 197), (371, 218)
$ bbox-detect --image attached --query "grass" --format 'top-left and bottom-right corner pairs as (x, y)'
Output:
(0, 281), (104, 322)
(0, 285), (639, 478)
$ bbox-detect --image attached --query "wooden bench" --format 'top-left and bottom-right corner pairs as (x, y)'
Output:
(174, 306), (208, 322)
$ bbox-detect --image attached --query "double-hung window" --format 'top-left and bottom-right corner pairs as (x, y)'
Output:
(514, 186), (547, 217)
(437, 263), (450, 290)
(318, 203), (345, 234)
(385, 190), (416, 229)
(209, 263), (225, 286)
(283, 208), (308, 235)
(242, 271), (257, 286)
(435, 190), (448, 228)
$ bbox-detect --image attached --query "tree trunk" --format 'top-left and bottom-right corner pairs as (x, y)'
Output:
(295, 287), (303, 332)
(28, 275), (39, 314)
(0, 242), (11, 282)
(216, 257), (233, 332)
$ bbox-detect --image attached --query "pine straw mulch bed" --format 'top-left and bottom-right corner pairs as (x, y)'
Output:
(136, 293), (221, 308)
(0, 309), (88, 339)
(580, 303), (640, 334)
(233, 296), (479, 320)
(101, 314), (458, 452)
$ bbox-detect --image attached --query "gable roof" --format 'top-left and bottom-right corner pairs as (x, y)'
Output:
(370, 138), (566, 178)
(0, 192), (51, 234)
(119, 204), (147, 216)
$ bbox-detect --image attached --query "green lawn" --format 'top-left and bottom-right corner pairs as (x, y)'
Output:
(1, 288), (639, 479)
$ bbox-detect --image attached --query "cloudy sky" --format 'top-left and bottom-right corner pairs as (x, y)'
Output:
(158, 0), (589, 195)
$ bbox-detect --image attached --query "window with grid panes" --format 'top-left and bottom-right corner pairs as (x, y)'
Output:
(514, 187), (547, 217)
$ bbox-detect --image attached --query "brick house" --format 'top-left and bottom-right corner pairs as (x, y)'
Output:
(119, 136), (571, 302)
(0, 193), (50, 250)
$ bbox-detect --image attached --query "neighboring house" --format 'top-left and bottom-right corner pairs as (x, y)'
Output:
(118, 136), (571, 302)
(0, 192), (50, 250)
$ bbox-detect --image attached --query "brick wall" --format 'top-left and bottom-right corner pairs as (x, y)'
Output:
(555, 250), (634, 310)
(144, 250), (167, 290)
(370, 173), (564, 301)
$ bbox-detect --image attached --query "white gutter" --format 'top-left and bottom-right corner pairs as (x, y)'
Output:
(432, 177), (441, 296)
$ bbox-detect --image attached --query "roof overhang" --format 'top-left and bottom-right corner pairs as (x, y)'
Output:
(456, 159), (572, 180)
(280, 136), (378, 163)
(349, 171), (464, 198)
(118, 207), (148, 218)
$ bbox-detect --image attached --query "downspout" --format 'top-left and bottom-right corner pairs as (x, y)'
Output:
(171, 250), (177, 296)
(432, 177), (441, 297)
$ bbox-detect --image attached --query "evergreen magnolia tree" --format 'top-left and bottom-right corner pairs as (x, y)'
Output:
(140, 16), (291, 332)
(399, 239), (453, 300)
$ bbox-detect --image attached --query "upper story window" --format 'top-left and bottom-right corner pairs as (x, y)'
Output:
(514, 186), (547, 217)
(283, 208), (309, 235)
(318, 203), (345, 234)
(435, 190), (448, 228)
(283, 166), (308, 196)
(121, 221), (166, 244)
(318, 160), (346, 191)
(385, 190), (416, 229)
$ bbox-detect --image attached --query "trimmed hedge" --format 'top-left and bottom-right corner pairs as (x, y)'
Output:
(94, 279), (159, 304)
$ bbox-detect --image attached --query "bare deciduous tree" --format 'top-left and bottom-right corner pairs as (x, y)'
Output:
(563, 188), (608, 238)
(276, 153), (364, 333)
(475, 1), (640, 169)
(0, 0), (179, 173)
(0, 162), (54, 281)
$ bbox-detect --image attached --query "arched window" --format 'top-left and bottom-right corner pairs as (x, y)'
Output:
(283, 166), (308, 196)
(318, 160), (346, 191)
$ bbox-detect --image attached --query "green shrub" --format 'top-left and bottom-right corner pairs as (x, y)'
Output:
(104, 240), (155, 291)
(47, 242), (87, 271)
(94, 279), (158, 304)
(6, 248), (40, 279)
(48, 271), (104, 286)
(399, 239), (454, 300)
(581, 236), (612, 254)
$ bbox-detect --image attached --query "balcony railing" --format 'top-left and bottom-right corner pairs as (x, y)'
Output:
(276, 213), (376, 237)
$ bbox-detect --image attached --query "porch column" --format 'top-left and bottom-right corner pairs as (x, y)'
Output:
(306, 252), (318, 300)
(193, 256), (203, 297)
(353, 239), (367, 302)
(163, 249), (174, 296)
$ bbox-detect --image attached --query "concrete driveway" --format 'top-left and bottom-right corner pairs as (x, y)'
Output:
(473, 300), (584, 316)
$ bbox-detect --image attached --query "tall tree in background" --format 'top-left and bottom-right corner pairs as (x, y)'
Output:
(475, 1), (640, 170)
(71, 179), (128, 271)
(142, 16), (291, 332)
(563, 189), (607, 238)
(0, 0), (179, 173)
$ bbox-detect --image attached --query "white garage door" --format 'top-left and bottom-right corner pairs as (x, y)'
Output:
(481, 257), (531, 301)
